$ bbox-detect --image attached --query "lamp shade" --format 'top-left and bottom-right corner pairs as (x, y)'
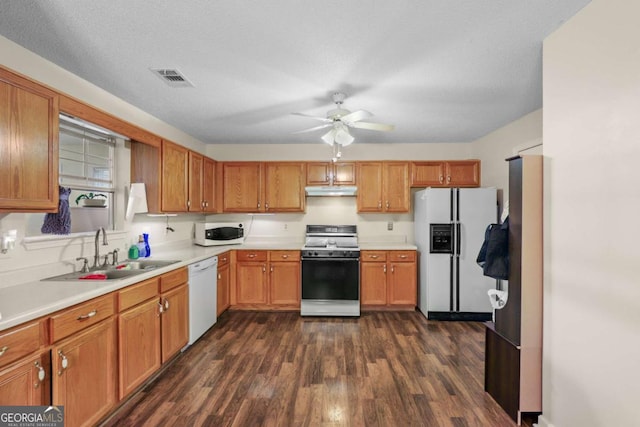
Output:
(125, 183), (148, 220)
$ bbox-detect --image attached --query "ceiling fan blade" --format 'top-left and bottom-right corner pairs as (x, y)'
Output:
(350, 121), (395, 132)
(340, 109), (372, 123)
(291, 112), (332, 123)
(292, 123), (332, 134)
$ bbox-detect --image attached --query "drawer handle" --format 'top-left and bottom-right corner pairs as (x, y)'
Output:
(0, 345), (8, 356)
(57, 350), (68, 376)
(399, 255), (407, 259)
(281, 254), (289, 259)
(77, 310), (97, 320)
(248, 254), (256, 258)
(370, 255), (379, 259)
(34, 361), (46, 388)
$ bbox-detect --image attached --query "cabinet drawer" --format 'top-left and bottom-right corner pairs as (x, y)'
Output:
(270, 250), (300, 262)
(388, 251), (416, 262)
(361, 251), (387, 262)
(0, 321), (42, 369)
(217, 251), (230, 267)
(50, 294), (115, 343)
(236, 250), (267, 262)
(118, 277), (159, 312)
(160, 267), (188, 293)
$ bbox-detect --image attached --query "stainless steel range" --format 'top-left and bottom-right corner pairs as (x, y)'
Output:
(300, 225), (360, 316)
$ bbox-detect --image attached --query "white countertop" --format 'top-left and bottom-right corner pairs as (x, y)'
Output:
(0, 240), (416, 332)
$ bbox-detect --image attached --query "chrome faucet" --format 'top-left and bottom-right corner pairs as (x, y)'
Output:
(93, 227), (108, 269)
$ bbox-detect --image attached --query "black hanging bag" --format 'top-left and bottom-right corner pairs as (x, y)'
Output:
(476, 217), (509, 280)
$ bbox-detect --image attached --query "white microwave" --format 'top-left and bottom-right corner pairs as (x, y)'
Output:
(195, 222), (245, 246)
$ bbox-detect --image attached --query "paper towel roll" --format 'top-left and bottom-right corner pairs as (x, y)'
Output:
(488, 289), (508, 309)
(125, 183), (148, 221)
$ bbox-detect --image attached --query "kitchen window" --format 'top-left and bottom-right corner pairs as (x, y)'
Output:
(25, 115), (123, 236)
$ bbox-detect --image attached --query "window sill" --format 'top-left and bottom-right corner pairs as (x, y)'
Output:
(23, 230), (129, 251)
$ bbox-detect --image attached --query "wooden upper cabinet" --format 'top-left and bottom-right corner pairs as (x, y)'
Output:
(188, 151), (203, 212)
(161, 140), (189, 212)
(264, 162), (305, 212)
(131, 142), (161, 213)
(306, 162), (356, 186)
(222, 161), (305, 213)
(411, 160), (480, 187)
(202, 157), (217, 212)
(384, 162), (410, 212)
(357, 161), (409, 213)
(223, 162), (263, 212)
(0, 67), (59, 212)
(356, 162), (384, 212)
(446, 160), (481, 187)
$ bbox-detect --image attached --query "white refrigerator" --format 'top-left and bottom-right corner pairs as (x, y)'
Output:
(414, 187), (497, 321)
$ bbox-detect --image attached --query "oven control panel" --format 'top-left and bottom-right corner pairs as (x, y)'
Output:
(301, 249), (360, 259)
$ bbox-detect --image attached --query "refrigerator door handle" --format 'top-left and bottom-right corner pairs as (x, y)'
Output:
(449, 253), (455, 311)
(456, 223), (461, 256)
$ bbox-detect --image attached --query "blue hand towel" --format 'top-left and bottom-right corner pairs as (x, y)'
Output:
(41, 186), (72, 234)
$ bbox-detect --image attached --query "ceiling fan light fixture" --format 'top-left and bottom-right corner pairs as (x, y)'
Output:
(321, 129), (336, 145)
(335, 128), (354, 146)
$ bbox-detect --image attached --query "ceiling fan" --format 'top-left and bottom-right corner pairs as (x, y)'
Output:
(292, 92), (394, 146)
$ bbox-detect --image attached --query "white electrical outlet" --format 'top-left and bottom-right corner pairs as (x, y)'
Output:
(283, 223), (288, 231)
(387, 222), (393, 231)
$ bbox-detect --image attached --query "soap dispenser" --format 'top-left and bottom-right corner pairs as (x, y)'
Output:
(136, 235), (147, 258)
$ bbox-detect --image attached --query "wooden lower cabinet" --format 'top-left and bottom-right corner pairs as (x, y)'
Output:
(233, 250), (300, 309)
(217, 252), (231, 316)
(0, 351), (50, 405)
(118, 298), (161, 399)
(360, 250), (417, 309)
(52, 317), (117, 427)
(160, 284), (189, 363)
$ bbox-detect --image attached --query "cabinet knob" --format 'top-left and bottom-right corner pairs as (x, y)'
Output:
(386, 201), (390, 209)
(187, 200), (191, 208)
(0, 346), (8, 357)
(265, 202), (269, 210)
(57, 350), (68, 376)
(77, 310), (97, 320)
(34, 361), (45, 388)
(447, 175), (451, 183)
(158, 301), (164, 316)
(383, 264), (387, 273)
(391, 266), (395, 273)
(439, 175), (444, 184)
(270, 266), (274, 273)
(164, 298), (170, 310)
(378, 201), (382, 209)
(257, 202), (261, 209)
(262, 264), (266, 273)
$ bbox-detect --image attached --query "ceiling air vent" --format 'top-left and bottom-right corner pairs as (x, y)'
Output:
(150, 68), (194, 88)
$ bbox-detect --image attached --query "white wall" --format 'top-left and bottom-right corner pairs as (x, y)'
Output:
(540, 1), (640, 426)
(471, 109), (542, 210)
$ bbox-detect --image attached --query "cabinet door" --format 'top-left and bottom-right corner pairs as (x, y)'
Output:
(236, 262), (268, 305)
(269, 262), (300, 306)
(52, 318), (117, 427)
(384, 162), (410, 212)
(202, 157), (217, 212)
(0, 70), (59, 212)
(306, 162), (331, 186)
(188, 151), (203, 212)
(388, 262), (417, 306)
(357, 162), (384, 212)
(333, 162), (356, 185)
(264, 162), (305, 212)
(160, 284), (189, 363)
(118, 298), (161, 399)
(446, 160), (481, 187)
(216, 262), (230, 316)
(223, 162), (262, 212)
(411, 161), (445, 187)
(0, 352), (50, 406)
(161, 140), (189, 212)
(360, 262), (387, 306)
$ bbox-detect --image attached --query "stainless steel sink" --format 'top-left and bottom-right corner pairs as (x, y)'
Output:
(115, 259), (180, 271)
(41, 260), (180, 281)
(41, 269), (145, 281)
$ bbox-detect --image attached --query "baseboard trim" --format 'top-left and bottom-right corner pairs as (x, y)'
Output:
(534, 414), (554, 427)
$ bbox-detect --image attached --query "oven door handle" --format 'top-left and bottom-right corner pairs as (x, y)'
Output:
(301, 257), (359, 262)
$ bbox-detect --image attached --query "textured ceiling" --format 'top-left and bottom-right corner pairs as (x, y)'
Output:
(0, 0), (589, 144)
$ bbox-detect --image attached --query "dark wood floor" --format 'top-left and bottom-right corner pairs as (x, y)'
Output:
(104, 311), (536, 427)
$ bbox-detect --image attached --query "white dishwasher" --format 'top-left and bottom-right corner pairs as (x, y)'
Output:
(188, 256), (218, 345)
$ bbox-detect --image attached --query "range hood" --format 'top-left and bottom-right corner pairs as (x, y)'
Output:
(305, 186), (357, 197)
